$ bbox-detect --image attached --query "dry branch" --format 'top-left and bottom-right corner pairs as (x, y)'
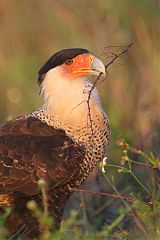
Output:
(87, 42), (133, 139)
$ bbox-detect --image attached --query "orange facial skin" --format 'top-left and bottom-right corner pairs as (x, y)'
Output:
(61, 54), (94, 79)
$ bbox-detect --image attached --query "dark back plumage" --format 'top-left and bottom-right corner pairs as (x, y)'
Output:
(0, 116), (87, 237)
(0, 117), (85, 195)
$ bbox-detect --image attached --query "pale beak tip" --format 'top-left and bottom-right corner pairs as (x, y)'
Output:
(92, 57), (106, 76)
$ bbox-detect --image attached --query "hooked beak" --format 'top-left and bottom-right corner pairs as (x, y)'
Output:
(74, 55), (106, 77)
(90, 56), (106, 76)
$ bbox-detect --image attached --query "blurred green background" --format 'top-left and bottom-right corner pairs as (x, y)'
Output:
(0, 0), (159, 236)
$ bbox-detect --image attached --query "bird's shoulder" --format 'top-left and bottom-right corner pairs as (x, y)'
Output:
(0, 115), (65, 137)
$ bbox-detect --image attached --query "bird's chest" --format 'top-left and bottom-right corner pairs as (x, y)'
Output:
(67, 116), (110, 189)
(33, 108), (110, 187)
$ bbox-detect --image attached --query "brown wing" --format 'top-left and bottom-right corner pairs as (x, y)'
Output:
(0, 116), (85, 195)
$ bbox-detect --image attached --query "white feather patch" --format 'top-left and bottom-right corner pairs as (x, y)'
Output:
(40, 66), (103, 129)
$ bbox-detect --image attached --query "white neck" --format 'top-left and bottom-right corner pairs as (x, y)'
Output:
(40, 67), (103, 130)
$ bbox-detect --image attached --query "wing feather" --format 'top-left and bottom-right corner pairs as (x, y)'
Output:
(0, 116), (85, 195)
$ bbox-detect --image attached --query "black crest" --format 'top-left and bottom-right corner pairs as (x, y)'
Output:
(38, 48), (89, 85)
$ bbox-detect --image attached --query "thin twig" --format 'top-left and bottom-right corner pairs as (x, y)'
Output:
(105, 42), (133, 71)
(86, 43), (133, 141)
(87, 72), (103, 138)
(70, 187), (134, 203)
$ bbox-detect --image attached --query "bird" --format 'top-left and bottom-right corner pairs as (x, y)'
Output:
(0, 48), (110, 238)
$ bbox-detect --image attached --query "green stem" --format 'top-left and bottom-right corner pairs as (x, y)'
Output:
(131, 172), (151, 195)
(106, 164), (129, 173)
(106, 163), (151, 195)
(101, 211), (127, 236)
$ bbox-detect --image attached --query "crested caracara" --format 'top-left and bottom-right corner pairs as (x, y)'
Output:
(0, 48), (110, 238)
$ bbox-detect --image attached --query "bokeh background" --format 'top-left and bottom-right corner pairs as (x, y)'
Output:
(0, 0), (159, 236)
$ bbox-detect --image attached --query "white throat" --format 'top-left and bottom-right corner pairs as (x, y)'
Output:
(40, 67), (103, 131)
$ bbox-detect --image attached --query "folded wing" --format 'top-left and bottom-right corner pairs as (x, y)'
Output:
(0, 116), (85, 195)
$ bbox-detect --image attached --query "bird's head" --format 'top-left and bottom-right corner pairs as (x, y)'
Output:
(38, 48), (106, 122)
(38, 48), (105, 85)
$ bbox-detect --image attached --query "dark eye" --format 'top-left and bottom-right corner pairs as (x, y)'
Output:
(65, 59), (73, 65)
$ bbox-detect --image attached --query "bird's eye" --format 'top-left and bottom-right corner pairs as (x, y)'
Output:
(65, 59), (73, 65)
(90, 56), (93, 62)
